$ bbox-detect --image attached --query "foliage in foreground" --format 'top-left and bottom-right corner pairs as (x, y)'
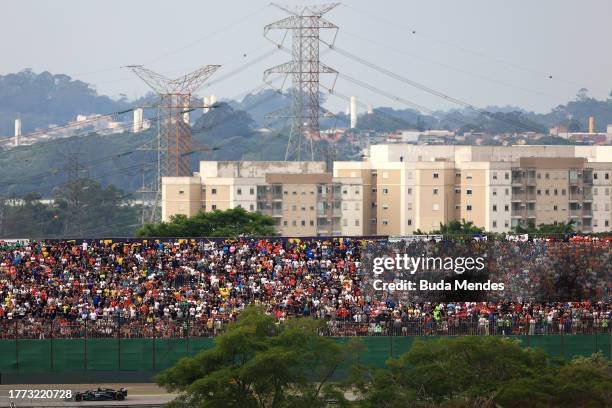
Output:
(156, 309), (612, 408)
(156, 306), (356, 408)
(137, 207), (277, 237)
(351, 337), (612, 408)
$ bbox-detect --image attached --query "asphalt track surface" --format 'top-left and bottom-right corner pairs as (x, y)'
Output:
(0, 384), (176, 407)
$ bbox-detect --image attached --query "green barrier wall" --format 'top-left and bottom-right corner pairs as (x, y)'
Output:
(0, 335), (609, 378)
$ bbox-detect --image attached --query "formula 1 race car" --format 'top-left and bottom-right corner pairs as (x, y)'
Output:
(74, 387), (128, 401)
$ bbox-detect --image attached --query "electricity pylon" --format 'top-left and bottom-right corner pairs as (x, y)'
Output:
(264, 3), (339, 161)
(128, 64), (220, 223)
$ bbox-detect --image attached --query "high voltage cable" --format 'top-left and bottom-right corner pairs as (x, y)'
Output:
(326, 43), (545, 132)
(339, 30), (565, 101)
(342, 3), (602, 93)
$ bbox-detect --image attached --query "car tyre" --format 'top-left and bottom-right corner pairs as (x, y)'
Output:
(116, 392), (125, 401)
(75, 394), (83, 402)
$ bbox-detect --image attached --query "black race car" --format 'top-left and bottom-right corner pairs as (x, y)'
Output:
(74, 387), (128, 401)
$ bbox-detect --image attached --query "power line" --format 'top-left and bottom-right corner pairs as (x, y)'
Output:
(325, 43), (546, 132)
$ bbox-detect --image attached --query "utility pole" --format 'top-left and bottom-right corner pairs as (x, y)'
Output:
(62, 153), (89, 238)
(127, 64), (220, 223)
(264, 3), (340, 161)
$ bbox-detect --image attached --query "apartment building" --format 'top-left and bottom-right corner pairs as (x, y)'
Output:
(162, 146), (612, 236)
(162, 161), (364, 236)
(334, 145), (612, 235)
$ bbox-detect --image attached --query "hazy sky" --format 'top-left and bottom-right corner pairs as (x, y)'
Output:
(2, 0), (612, 114)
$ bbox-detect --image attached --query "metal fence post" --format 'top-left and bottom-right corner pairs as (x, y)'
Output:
(118, 317), (121, 370)
(152, 323), (156, 370)
(50, 320), (54, 370)
(14, 320), (19, 372)
(84, 319), (88, 371)
(186, 318), (190, 355)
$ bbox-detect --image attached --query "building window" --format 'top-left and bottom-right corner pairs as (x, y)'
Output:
(382, 220), (389, 226)
(211, 188), (217, 195)
(382, 204), (389, 210)
(283, 220), (288, 226)
(605, 220), (609, 227)
(372, 188), (377, 193)
(505, 221), (509, 228)
(562, 189), (566, 196)
(355, 219), (360, 226)
(594, 173), (598, 180)
(433, 172), (439, 179)
(433, 204), (439, 211)
(505, 189), (509, 196)
(554, 205), (558, 211)
(292, 220), (297, 226)
(310, 220), (314, 226)
(250, 204), (254, 211)
(492, 221), (497, 228)
(505, 173), (510, 180)
(301, 220), (306, 226)
(250, 188), (255, 195)
(466, 189), (473, 195)
(355, 187), (360, 195)
(537, 189), (541, 195)
(545, 189), (550, 195)
(466, 173), (473, 180)
(492, 172), (497, 180)
(383, 188), (389, 195)
(554, 189), (558, 196)
(212, 204), (217, 210)
(504, 205), (509, 212)
(606, 173), (610, 180)
(492, 205), (497, 212)
(467, 205), (472, 211)
(291, 205), (296, 211)
(407, 188), (412, 194)
(455, 204), (460, 210)
(545, 173), (549, 179)
(455, 188), (461, 194)
(178, 190), (184, 195)
(433, 188), (439, 195)
(237, 188), (242, 195)
(492, 189), (497, 196)
(371, 218), (377, 224)
(407, 219), (412, 226)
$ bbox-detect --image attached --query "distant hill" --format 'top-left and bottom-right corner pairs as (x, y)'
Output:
(0, 69), (129, 136)
(0, 69), (610, 198)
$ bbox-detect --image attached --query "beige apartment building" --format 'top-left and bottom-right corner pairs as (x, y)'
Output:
(162, 145), (612, 236)
(162, 161), (364, 236)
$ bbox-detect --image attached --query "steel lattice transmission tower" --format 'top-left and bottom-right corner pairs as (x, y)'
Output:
(127, 65), (220, 222)
(264, 3), (339, 161)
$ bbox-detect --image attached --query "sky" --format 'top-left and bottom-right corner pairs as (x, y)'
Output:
(2, 0), (612, 114)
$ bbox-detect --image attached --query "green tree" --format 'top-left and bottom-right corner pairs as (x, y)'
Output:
(156, 306), (354, 408)
(414, 219), (485, 235)
(137, 207), (277, 237)
(513, 220), (574, 235)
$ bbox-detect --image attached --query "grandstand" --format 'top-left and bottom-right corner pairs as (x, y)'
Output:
(0, 236), (610, 383)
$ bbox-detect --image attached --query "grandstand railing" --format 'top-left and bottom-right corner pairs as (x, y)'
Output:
(0, 317), (609, 339)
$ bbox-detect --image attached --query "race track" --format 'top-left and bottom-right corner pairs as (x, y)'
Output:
(0, 384), (177, 407)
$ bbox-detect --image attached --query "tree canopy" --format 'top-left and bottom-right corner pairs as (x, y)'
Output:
(137, 207), (277, 237)
(350, 337), (612, 408)
(156, 306), (355, 408)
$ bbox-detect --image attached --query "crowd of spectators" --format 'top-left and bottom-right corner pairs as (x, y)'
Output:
(0, 237), (609, 338)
